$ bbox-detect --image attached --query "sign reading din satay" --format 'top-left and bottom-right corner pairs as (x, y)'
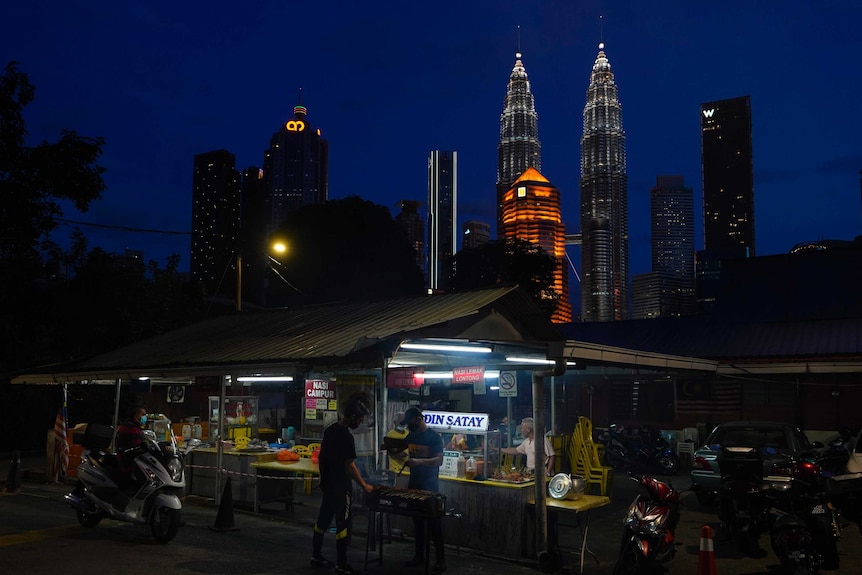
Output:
(422, 410), (489, 433)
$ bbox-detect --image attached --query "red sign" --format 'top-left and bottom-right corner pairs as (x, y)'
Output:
(387, 368), (423, 389)
(452, 366), (485, 384)
(305, 379), (336, 400)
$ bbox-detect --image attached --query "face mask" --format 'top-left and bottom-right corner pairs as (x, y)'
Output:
(139, 415), (147, 425)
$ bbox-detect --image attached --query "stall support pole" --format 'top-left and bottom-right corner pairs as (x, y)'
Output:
(532, 360), (566, 566)
(216, 374), (228, 504)
(111, 378), (122, 452)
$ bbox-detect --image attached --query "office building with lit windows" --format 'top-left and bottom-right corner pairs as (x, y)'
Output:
(500, 167), (572, 323)
(579, 43), (629, 322)
(496, 50), (541, 237)
(262, 93), (329, 231)
(462, 220), (491, 250)
(428, 151), (457, 293)
(631, 175), (696, 318)
(191, 149), (240, 297)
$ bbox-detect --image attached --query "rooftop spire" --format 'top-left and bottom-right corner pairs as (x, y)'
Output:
(294, 87), (307, 118)
(516, 25), (521, 58)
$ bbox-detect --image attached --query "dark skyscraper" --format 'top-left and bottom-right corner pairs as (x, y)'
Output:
(579, 42), (629, 322)
(191, 149), (240, 297)
(263, 93), (329, 232)
(395, 199), (425, 278)
(240, 166), (268, 307)
(496, 49), (541, 237)
(428, 150), (457, 293)
(701, 95), (755, 256)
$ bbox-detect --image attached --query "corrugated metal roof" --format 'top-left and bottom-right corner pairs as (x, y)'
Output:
(13, 287), (565, 383)
(560, 315), (862, 366)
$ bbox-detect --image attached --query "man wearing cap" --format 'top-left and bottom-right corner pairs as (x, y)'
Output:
(395, 406), (446, 573)
(311, 393), (374, 575)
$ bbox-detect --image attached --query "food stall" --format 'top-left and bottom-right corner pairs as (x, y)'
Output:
(386, 409), (544, 558)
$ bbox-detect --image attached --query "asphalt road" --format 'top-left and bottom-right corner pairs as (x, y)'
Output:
(2, 467), (862, 574)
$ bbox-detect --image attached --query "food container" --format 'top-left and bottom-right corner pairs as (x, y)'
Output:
(548, 473), (585, 500)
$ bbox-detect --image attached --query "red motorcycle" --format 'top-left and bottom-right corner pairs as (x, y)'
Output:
(613, 473), (682, 575)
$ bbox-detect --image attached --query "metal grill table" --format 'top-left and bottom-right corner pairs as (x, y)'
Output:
(364, 486), (446, 575)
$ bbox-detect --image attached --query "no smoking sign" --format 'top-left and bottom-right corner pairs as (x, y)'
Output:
(499, 370), (518, 397)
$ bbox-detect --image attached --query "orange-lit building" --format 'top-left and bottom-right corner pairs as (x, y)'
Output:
(500, 167), (572, 323)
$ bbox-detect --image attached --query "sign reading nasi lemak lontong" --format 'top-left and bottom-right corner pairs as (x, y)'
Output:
(423, 411), (489, 433)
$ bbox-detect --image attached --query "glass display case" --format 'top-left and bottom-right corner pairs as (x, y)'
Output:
(439, 428), (502, 478)
(208, 396), (259, 441)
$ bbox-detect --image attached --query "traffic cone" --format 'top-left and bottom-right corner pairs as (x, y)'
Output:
(697, 524), (717, 575)
(209, 477), (239, 531)
(4, 450), (21, 492)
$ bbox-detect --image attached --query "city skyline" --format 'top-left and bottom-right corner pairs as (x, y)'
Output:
(6, 1), (862, 282)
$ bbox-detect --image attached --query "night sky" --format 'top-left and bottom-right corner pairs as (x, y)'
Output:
(5, 1), (861, 278)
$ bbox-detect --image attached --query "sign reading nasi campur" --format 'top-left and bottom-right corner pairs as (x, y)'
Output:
(305, 379), (335, 399)
(285, 120), (306, 132)
(423, 410), (489, 432)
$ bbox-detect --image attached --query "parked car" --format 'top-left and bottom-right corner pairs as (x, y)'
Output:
(690, 421), (823, 506)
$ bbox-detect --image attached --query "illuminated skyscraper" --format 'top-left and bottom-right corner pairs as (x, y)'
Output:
(263, 92), (329, 232)
(501, 168), (572, 323)
(191, 149), (240, 297)
(496, 49), (541, 237)
(579, 42), (629, 322)
(428, 151), (457, 293)
(700, 95), (755, 256)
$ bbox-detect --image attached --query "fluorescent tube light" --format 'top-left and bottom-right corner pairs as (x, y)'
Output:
(505, 356), (578, 366)
(236, 376), (294, 382)
(401, 343), (493, 354)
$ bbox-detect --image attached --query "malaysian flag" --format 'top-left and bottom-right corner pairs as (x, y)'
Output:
(53, 386), (70, 482)
(676, 380), (742, 416)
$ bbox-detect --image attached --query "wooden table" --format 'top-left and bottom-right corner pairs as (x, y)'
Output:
(526, 495), (611, 574)
(251, 459), (320, 513)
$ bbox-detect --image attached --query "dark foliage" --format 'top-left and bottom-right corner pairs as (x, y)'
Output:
(449, 237), (560, 318)
(268, 196), (426, 305)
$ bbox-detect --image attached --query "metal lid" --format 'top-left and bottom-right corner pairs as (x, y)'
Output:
(548, 473), (574, 500)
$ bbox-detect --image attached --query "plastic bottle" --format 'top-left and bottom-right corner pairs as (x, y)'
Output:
(465, 455), (477, 480)
(457, 454), (466, 479)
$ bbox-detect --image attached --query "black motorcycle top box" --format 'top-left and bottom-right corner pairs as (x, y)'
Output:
(717, 445), (764, 480)
(72, 423), (114, 450)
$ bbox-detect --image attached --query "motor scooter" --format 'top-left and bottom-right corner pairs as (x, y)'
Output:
(64, 422), (186, 543)
(763, 459), (840, 574)
(601, 424), (680, 476)
(612, 473), (681, 575)
(716, 445), (770, 557)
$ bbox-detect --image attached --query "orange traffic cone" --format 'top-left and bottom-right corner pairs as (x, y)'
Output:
(697, 524), (717, 575)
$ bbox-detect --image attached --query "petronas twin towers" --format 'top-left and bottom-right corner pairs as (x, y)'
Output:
(496, 42), (629, 322)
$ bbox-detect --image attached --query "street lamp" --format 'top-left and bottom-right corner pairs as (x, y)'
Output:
(236, 240), (290, 312)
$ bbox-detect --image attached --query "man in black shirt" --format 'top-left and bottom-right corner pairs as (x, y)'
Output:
(311, 393), (373, 575)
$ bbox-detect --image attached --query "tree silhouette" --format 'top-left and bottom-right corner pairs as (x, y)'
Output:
(268, 196), (426, 306)
(450, 237), (560, 318)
